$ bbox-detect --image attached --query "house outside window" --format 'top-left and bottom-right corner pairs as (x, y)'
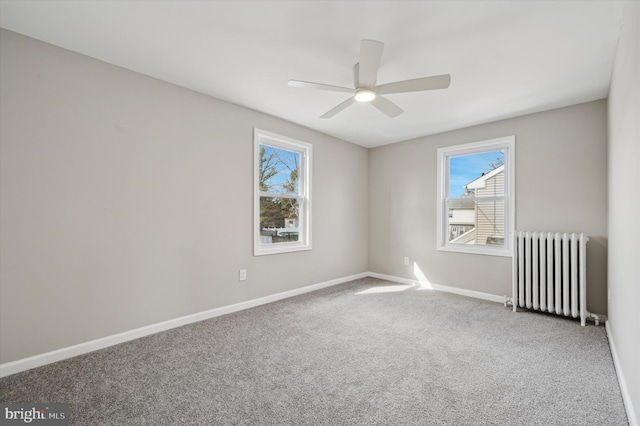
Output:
(436, 136), (515, 257)
(254, 129), (312, 256)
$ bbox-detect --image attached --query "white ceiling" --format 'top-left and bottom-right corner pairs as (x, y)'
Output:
(0, 1), (625, 148)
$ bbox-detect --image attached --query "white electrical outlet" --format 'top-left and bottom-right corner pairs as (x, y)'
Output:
(239, 269), (247, 281)
(403, 257), (409, 266)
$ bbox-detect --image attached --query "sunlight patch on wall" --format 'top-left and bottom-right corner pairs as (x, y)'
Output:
(413, 262), (434, 290)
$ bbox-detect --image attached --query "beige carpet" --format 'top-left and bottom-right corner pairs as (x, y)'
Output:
(0, 277), (628, 425)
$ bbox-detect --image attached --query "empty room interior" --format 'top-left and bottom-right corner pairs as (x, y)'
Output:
(0, 1), (638, 425)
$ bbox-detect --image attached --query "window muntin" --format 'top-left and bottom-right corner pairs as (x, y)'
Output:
(437, 137), (515, 256)
(254, 129), (311, 256)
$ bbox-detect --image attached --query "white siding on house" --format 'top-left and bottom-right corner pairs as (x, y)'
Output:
(450, 208), (474, 225)
(475, 168), (505, 245)
(476, 200), (505, 245)
(447, 196), (475, 241)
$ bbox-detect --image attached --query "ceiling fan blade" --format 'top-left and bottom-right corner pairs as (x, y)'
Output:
(353, 63), (359, 88)
(288, 80), (354, 93)
(370, 95), (403, 118)
(358, 40), (384, 88)
(376, 74), (451, 95)
(320, 97), (356, 119)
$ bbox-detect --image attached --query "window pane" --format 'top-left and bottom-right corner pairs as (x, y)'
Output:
(259, 196), (300, 244)
(448, 199), (505, 246)
(259, 144), (300, 195)
(447, 197), (475, 243)
(449, 150), (504, 198)
(475, 199), (505, 245)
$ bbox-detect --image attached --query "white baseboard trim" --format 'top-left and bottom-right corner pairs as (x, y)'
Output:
(366, 272), (608, 324)
(367, 271), (505, 303)
(0, 272), (368, 378)
(606, 321), (638, 426)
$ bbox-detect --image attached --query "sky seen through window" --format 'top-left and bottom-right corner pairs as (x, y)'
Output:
(449, 150), (504, 198)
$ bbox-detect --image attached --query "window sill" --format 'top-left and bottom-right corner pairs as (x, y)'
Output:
(254, 243), (312, 256)
(437, 245), (512, 257)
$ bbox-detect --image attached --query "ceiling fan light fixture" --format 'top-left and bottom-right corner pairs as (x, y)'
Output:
(354, 89), (376, 102)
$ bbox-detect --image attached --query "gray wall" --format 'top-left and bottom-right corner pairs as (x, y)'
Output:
(608, 2), (640, 422)
(0, 29), (369, 364)
(369, 100), (608, 314)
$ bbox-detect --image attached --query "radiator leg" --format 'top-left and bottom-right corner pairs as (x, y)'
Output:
(504, 296), (517, 312)
(582, 312), (601, 326)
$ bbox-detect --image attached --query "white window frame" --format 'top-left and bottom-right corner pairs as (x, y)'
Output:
(254, 129), (312, 256)
(436, 136), (515, 257)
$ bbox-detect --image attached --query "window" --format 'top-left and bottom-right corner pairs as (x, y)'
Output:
(254, 129), (312, 256)
(437, 136), (515, 257)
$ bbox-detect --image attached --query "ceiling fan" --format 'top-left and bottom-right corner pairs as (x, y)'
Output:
(288, 39), (451, 119)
